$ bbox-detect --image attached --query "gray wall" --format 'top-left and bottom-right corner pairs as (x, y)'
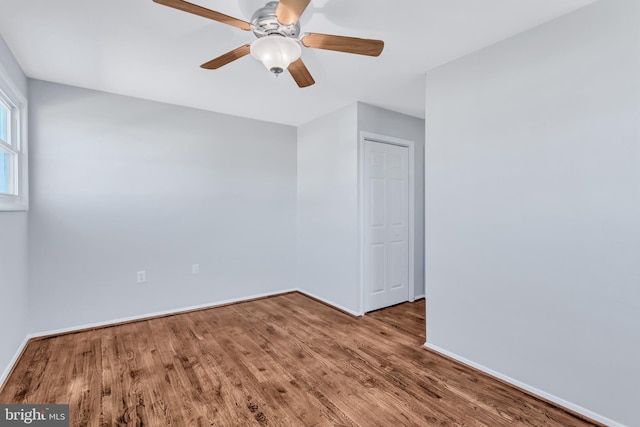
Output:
(0, 212), (28, 383)
(0, 36), (26, 95)
(425, 1), (639, 425)
(0, 36), (29, 384)
(357, 103), (426, 297)
(27, 80), (298, 333)
(297, 103), (361, 313)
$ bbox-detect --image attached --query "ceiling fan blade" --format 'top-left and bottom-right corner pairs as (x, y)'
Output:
(288, 58), (315, 88)
(275, 0), (311, 25)
(153, 0), (251, 31)
(302, 33), (384, 57)
(201, 44), (251, 69)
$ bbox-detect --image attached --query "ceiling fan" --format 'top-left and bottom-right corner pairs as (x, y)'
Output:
(153, 0), (384, 88)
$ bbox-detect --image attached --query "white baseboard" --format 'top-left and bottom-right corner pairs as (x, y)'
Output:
(29, 289), (298, 339)
(297, 290), (363, 317)
(0, 335), (30, 390)
(413, 294), (425, 300)
(423, 342), (626, 427)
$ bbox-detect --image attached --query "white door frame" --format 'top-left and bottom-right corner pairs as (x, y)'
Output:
(358, 131), (416, 314)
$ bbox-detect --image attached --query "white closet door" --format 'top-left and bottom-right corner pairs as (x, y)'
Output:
(363, 140), (409, 312)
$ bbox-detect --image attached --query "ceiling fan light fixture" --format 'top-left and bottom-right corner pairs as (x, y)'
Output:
(250, 35), (301, 76)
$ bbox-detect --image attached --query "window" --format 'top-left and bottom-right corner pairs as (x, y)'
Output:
(0, 66), (28, 211)
(1, 100), (16, 195)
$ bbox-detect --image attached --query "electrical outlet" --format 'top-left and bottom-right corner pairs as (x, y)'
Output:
(137, 270), (146, 283)
(192, 264), (200, 275)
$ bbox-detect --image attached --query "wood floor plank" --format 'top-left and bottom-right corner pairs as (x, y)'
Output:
(253, 297), (495, 426)
(0, 293), (602, 426)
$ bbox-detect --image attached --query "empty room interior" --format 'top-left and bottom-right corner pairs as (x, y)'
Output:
(0, 0), (638, 426)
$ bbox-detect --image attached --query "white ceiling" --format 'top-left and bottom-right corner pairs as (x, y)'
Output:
(0, 0), (595, 126)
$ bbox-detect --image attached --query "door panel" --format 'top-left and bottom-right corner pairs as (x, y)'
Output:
(370, 244), (386, 294)
(389, 178), (404, 225)
(370, 178), (385, 226)
(364, 140), (409, 312)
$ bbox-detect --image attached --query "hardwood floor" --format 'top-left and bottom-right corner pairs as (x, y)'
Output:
(0, 292), (601, 426)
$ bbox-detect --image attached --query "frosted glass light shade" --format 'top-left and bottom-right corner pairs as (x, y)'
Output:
(250, 36), (301, 75)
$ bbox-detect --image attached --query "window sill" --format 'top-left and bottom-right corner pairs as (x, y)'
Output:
(0, 193), (28, 211)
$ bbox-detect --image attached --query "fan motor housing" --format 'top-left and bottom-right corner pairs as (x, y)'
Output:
(251, 1), (301, 39)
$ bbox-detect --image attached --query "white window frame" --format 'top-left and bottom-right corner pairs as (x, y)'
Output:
(0, 63), (28, 211)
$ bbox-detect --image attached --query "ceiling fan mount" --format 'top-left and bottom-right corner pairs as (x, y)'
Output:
(251, 1), (301, 39)
(152, 0), (385, 88)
